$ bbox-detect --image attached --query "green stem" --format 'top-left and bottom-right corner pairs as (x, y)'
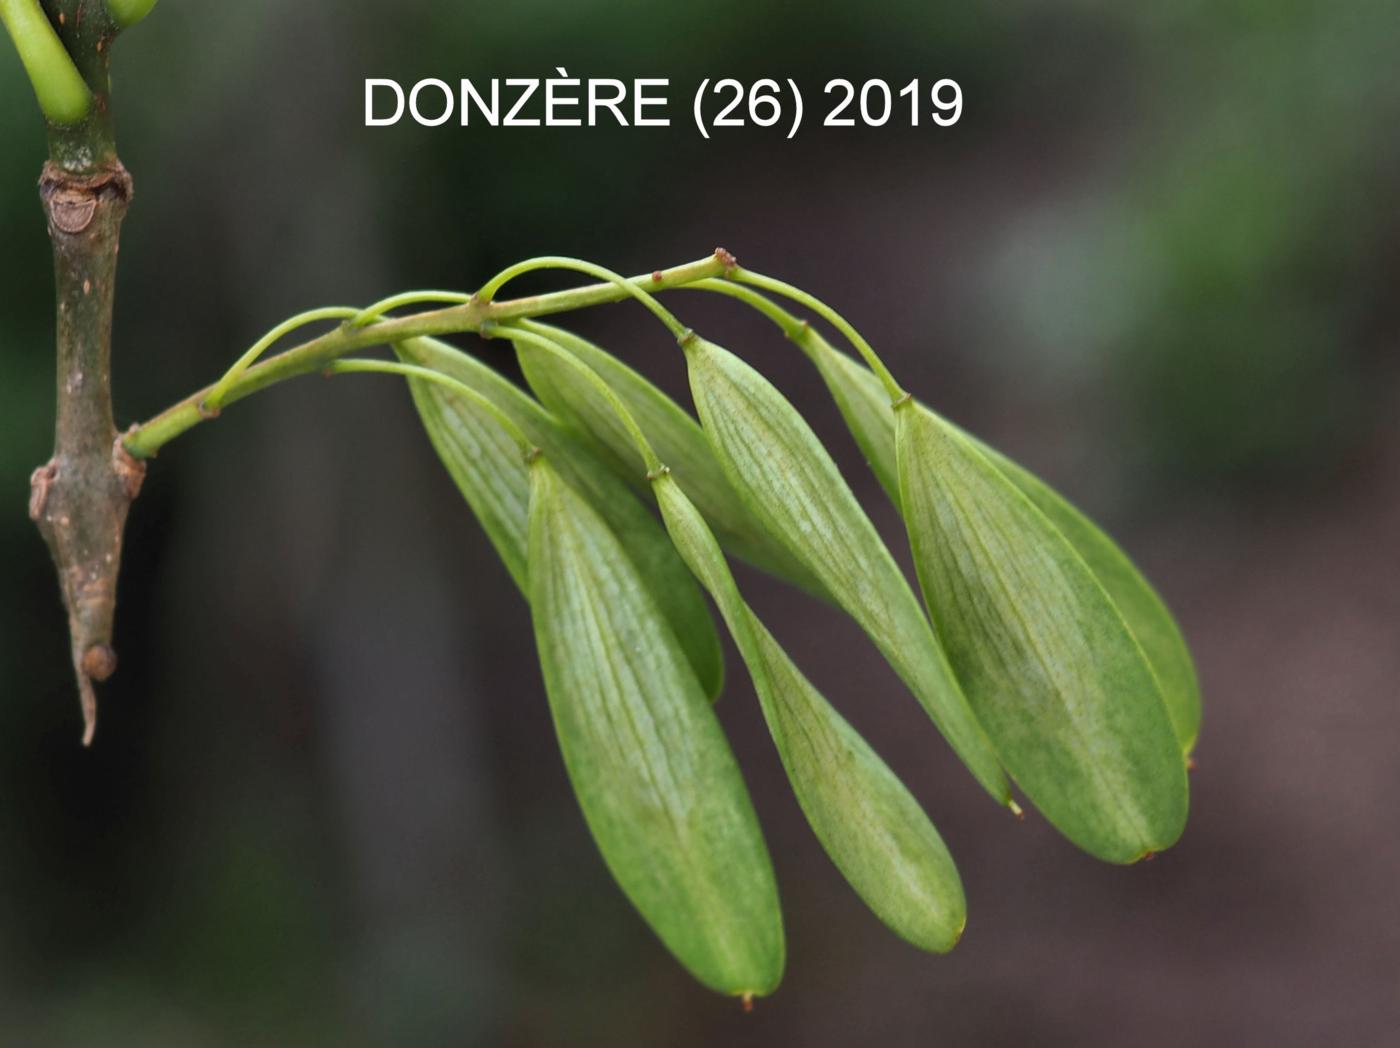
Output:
(484, 253), (723, 321)
(202, 306), (361, 413)
(476, 255), (690, 340)
(490, 321), (664, 475)
(726, 267), (908, 402)
(684, 279), (808, 340)
(326, 358), (532, 454)
(1, 0), (91, 124)
(351, 290), (472, 328)
(684, 280), (899, 399)
(105, 0), (156, 28)
(124, 252), (730, 459)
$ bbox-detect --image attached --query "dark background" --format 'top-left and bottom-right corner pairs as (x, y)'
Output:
(2, 2), (1397, 1044)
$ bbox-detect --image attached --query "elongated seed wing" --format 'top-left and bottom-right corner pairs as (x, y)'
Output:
(977, 449), (1201, 753)
(803, 334), (1200, 752)
(896, 403), (1189, 862)
(527, 458), (784, 996)
(402, 349), (532, 585)
(803, 330), (905, 500)
(509, 321), (828, 598)
(653, 473), (965, 951)
(396, 337), (723, 700)
(682, 336), (1010, 807)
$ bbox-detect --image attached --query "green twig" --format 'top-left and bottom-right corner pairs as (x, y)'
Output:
(326, 358), (533, 455)
(0, 0), (91, 124)
(124, 252), (731, 459)
(351, 290), (472, 328)
(202, 307), (361, 414)
(476, 255), (691, 339)
(683, 279), (808, 341)
(726, 267), (908, 402)
(105, 0), (156, 28)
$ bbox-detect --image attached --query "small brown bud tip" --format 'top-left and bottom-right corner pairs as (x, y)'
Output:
(523, 446), (543, 464)
(1008, 799), (1025, 821)
(82, 645), (118, 682)
(740, 993), (754, 1013)
(1141, 851), (1156, 863)
(1186, 756), (1197, 772)
(891, 391), (914, 409)
(196, 400), (221, 420)
(677, 328), (698, 348)
(29, 462), (57, 521)
(112, 438), (147, 499)
(714, 247), (738, 270)
(651, 270), (664, 283)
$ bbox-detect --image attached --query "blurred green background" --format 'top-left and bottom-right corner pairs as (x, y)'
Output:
(2, 2), (1397, 1045)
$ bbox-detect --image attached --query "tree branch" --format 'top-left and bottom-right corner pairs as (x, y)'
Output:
(28, 0), (141, 744)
